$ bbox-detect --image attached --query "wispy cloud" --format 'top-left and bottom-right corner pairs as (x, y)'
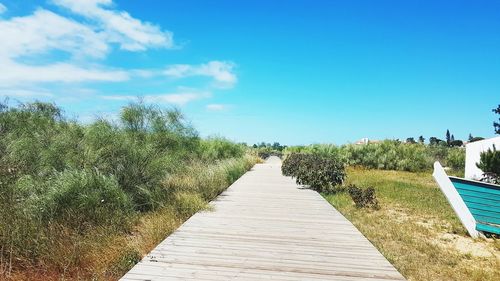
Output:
(206, 104), (230, 111)
(164, 61), (237, 88)
(0, 89), (54, 99)
(0, 3), (7, 15)
(144, 92), (210, 105)
(101, 88), (211, 106)
(52, 0), (174, 51)
(0, 61), (128, 86)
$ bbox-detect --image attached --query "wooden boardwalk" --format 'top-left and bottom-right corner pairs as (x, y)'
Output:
(121, 157), (405, 281)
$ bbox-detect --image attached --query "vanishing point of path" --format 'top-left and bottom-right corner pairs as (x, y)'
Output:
(121, 156), (405, 281)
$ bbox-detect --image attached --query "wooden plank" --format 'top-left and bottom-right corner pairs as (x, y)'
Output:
(120, 156), (406, 280)
(476, 223), (500, 235)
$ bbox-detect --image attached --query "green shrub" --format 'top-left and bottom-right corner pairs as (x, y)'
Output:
(47, 170), (134, 231)
(282, 153), (345, 193)
(341, 140), (432, 172)
(281, 153), (304, 177)
(347, 185), (379, 209)
(477, 145), (500, 183)
(284, 141), (465, 172)
(0, 100), (256, 276)
(199, 137), (244, 161)
(254, 147), (283, 160)
(446, 148), (466, 171)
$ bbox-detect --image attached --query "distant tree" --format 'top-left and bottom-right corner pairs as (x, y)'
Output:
(446, 129), (451, 145)
(430, 137), (446, 146)
(468, 134), (484, 143)
(451, 134), (455, 142)
(406, 137), (416, 144)
(418, 135), (425, 144)
(471, 137), (485, 142)
(272, 142), (282, 151)
(493, 104), (500, 134)
(450, 140), (463, 147)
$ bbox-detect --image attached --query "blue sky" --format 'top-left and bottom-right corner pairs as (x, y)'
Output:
(0, 0), (499, 145)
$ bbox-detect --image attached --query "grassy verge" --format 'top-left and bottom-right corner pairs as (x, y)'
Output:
(323, 167), (499, 281)
(5, 155), (258, 280)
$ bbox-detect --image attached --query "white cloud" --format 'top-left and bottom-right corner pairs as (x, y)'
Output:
(0, 0), (173, 86)
(0, 3), (7, 15)
(0, 9), (108, 59)
(0, 1), (235, 108)
(164, 61), (237, 88)
(52, 0), (174, 51)
(206, 104), (228, 111)
(144, 92), (209, 105)
(0, 60), (128, 85)
(101, 89), (211, 106)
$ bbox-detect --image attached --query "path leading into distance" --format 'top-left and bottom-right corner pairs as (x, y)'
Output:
(121, 156), (405, 281)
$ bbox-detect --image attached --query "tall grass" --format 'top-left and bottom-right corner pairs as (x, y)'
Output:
(0, 100), (255, 279)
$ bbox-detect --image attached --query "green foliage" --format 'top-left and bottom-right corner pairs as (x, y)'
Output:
(253, 141), (286, 159)
(429, 137), (446, 146)
(493, 104), (500, 135)
(284, 141), (465, 172)
(347, 185), (379, 209)
(446, 148), (466, 171)
(50, 170), (134, 230)
(199, 137), (245, 161)
(469, 136), (485, 143)
(164, 155), (257, 202)
(477, 145), (500, 183)
(450, 140), (463, 147)
(0, 100), (256, 276)
(282, 153), (346, 193)
(341, 140), (432, 172)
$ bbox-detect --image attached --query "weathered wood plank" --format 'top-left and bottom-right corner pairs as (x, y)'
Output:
(120, 156), (405, 280)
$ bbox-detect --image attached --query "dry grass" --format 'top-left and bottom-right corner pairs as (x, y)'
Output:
(323, 167), (499, 281)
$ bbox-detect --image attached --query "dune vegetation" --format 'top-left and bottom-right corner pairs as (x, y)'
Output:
(0, 101), (258, 280)
(281, 143), (498, 281)
(284, 140), (466, 173)
(325, 168), (500, 281)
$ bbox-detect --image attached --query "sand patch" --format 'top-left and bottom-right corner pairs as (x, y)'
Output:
(435, 233), (499, 259)
(386, 208), (410, 223)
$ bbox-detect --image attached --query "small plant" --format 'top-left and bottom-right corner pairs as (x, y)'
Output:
(477, 145), (500, 184)
(281, 153), (345, 193)
(347, 185), (379, 209)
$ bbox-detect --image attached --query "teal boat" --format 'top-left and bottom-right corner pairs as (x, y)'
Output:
(433, 162), (500, 237)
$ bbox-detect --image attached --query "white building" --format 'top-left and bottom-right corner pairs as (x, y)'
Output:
(465, 136), (500, 180)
